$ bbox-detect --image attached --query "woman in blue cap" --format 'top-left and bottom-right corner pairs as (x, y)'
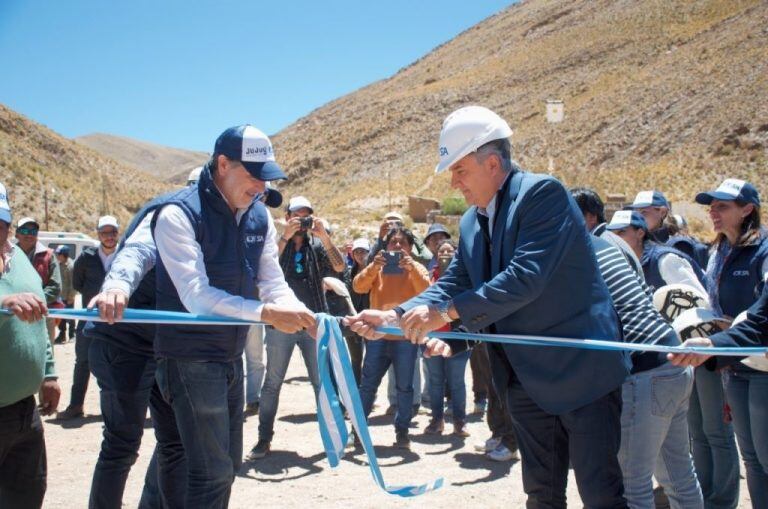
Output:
(696, 178), (768, 507)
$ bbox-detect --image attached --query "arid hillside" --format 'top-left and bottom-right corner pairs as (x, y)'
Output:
(271, 0), (768, 236)
(0, 105), (173, 232)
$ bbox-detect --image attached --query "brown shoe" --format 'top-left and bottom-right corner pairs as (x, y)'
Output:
(57, 405), (84, 420)
(424, 418), (444, 435)
(453, 420), (470, 438)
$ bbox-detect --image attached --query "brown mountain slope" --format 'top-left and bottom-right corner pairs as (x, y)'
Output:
(75, 133), (208, 183)
(0, 104), (173, 233)
(272, 0), (768, 235)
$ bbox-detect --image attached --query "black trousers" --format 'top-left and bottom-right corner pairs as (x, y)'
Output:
(507, 374), (627, 509)
(474, 342), (518, 451)
(0, 396), (47, 508)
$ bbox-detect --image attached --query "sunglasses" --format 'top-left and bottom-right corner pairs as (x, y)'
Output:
(294, 251), (304, 274)
(17, 227), (38, 235)
(98, 229), (119, 237)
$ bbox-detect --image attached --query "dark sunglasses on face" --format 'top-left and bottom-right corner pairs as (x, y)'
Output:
(294, 251), (304, 274)
(17, 227), (38, 235)
(98, 229), (119, 237)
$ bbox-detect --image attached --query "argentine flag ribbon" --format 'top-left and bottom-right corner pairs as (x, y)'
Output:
(315, 314), (444, 497)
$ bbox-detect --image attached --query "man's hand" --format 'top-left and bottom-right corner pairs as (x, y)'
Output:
(399, 250), (416, 272)
(283, 218), (303, 240)
(1, 293), (47, 322)
(88, 288), (129, 324)
(311, 216), (329, 239)
(344, 309), (398, 340)
(423, 338), (452, 358)
(39, 379), (61, 416)
(372, 251), (386, 269)
(401, 305), (448, 344)
(262, 304), (316, 334)
(667, 338), (714, 367)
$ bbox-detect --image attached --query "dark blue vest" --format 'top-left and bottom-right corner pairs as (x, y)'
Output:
(642, 243), (709, 292)
(83, 189), (188, 356)
(714, 236), (768, 319)
(667, 235), (709, 270)
(152, 167), (268, 361)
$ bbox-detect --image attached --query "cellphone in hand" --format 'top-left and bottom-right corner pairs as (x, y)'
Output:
(437, 255), (452, 274)
(382, 251), (404, 275)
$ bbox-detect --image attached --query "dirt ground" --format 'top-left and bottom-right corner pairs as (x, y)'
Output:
(41, 341), (752, 508)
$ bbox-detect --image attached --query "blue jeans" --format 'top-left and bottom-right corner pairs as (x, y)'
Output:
(155, 358), (244, 509)
(360, 340), (418, 431)
(387, 354), (422, 406)
(725, 369), (768, 508)
(89, 340), (179, 509)
(688, 366), (740, 509)
(426, 349), (470, 421)
(243, 325), (265, 405)
(258, 329), (319, 442)
(618, 363), (702, 509)
(70, 331), (94, 407)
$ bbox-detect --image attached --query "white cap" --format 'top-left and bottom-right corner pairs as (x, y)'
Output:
(384, 211), (404, 222)
(435, 106), (513, 173)
(288, 196), (313, 213)
(97, 215), (119, 230)
(187, 166), (203, 184)
(17, 216), (38, 228)
(352, 238), (371, 251)
(0, 183), (11, 224)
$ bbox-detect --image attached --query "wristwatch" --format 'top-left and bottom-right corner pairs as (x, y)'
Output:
(436, 300), (453, 323)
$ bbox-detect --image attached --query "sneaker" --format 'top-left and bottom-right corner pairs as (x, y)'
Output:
(384, 404), (396, 416)
(474, 436), (501, 453)
(424, 418), (444, 435)
(472, 400), (487, 415)
(453, 420), (470, 438)
(487, 444), (518, 462)
(54, 334), (67, 345)
(56, 405), (84, 420)
(246, 439), (271, 460)
(393, 429), (411, 450)
(346, 430), (362, 449)
(244, 402), (259, 417)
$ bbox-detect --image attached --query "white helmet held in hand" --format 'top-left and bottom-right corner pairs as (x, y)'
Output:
(435, 106), (513, 174)
(672, 308), (730, 340)
(653, 284), (708, 322)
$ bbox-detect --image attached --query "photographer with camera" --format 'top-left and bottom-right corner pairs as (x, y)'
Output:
(248, 196), (346, 460)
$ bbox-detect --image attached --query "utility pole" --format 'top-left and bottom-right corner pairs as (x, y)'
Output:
(43, 186), (49, 230)
(545, 99), (564, 175)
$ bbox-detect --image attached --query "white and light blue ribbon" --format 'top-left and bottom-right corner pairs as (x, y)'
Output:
(315, 314), (444, 497)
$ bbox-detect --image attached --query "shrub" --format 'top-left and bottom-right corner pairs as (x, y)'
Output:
(442, 195), (468, 215)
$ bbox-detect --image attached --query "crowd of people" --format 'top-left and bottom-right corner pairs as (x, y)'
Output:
(0, 107), (766, 508)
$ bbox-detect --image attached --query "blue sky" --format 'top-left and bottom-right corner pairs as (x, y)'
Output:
(0, 1), (512, 152)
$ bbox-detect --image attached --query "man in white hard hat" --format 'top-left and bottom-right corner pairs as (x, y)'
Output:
(348, 106), (630, 506)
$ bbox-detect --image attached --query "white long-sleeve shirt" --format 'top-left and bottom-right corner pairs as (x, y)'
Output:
(103, 205), (304, 321)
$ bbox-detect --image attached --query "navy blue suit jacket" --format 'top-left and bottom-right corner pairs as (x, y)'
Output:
(401, 170), (630, 414)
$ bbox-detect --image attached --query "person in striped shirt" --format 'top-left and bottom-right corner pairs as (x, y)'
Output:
(574, 192), (705, 508)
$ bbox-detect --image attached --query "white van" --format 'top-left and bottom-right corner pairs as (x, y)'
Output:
(38, 231), (99, 260)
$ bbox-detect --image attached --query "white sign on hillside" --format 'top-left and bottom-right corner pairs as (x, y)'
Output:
(546, 100), (564, 123)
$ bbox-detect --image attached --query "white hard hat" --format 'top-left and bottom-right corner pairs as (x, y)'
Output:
(731, 310), (768, 372)
(672, 308), (730, 340)
(435, 106), (513, 174)
(652, 284), (708, 321)
(187, 166), (203, 185)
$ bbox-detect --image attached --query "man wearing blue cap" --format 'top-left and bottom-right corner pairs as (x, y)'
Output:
(626, 190), (672, 243)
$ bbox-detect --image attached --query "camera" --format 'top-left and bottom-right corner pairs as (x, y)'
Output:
(382, 251), (403, 275)
(299, 216), (314, 231)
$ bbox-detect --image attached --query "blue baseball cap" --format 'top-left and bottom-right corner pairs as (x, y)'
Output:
(695, 178), (760, 207)
(606, 210), (648, 232)
(55, 245), (70, 256)
(213, 125), (287, 181)
(625, 190), (669, 209)
(425, 223), (451, 242)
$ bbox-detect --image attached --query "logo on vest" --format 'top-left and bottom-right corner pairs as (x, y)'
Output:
(732, 270), (750, 277)
(246, 234), (264, 244)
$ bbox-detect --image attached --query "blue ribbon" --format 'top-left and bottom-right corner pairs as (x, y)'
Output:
(315, 314), (444, 497)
